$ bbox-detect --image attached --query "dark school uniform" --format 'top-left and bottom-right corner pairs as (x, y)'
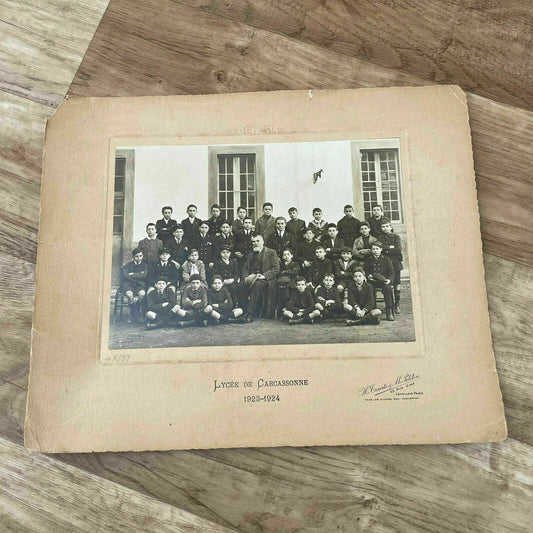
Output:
(234, 229), (255, 268)
(380, 232), (403, 285)
(231, 218), (246, 236)
(364, 254), (395, 308)
(214, 233), (235, 255)
(315, 285), (342, 317)
(137, 237), (163, 265)
(212, 258), (240, 302)
(120, 260), (149, 293)
(181, 217), (203, 241)
(346, 282), (377, 319)
(266, 230), (295, 259)
(309, 257), (333, 288)
(352, 235), (378, 264)
(166, 236), (189, 266)
(276, 260), (300, 311)
(286, 218), (306, 242)
(155, 217), (178, 245)
(149, 259), (179, 287)
(254, 214), (276, 241)
(191, 234), (216, 266)
(308, 219), (328, 241)
(146, 286), (177, 323)
(333, 258), (358, 290)
(206, 216), (226, 236)
(296, 239), (319, 280)
(207, 287), (233, 320)
(321, 236), (345, 261)
(367, 215), (390, 237)
(180, 285), (208, 322)
(286, 287), (316, 317)
(337, 216), (361, 248)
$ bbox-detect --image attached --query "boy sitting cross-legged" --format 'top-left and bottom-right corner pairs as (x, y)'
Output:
(145, 277), (181, 329)
(176, 274), (209, 327)
(344, 268), (382, 326)
(314, 273), (343, 319)
(282, 276), (321, 325)
(206, 275), (245, 324)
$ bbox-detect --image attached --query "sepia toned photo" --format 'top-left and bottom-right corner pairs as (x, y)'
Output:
(108, 138), (416, 350)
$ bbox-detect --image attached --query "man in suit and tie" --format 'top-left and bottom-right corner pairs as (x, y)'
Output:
(236, 234), (280, 320)
(266, 216), (295, 259)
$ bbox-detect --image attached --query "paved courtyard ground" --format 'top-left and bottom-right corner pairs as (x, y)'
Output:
(109, 283), (415, 350)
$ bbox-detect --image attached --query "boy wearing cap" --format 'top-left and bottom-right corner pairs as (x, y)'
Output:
(337, 205), (361, 248)
(344, 268), (381, 326)
(120, 248), (148, 322)
(206, 275), (245, 324)
(145, 277), (180, 329)
(364, 241), (395, 321)
(282, 276), (320, 325)
(138, 223), (163, 265)
(155, 206), (178, 245)
(176, 274), (209, 327)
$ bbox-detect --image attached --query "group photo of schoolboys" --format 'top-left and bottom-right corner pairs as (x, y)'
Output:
(117, 201), (407, 333)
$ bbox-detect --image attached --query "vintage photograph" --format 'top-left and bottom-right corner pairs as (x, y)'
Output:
(108, 139), (416, 349)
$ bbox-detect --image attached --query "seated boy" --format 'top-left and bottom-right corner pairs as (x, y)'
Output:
(314, 273), (342, 319)
(212, 246), (240, 303)
(379, 220), (403, 314)
(181, 248), (207, 290)
(276, 247), (300, 314)
(285, 207), (306, 242)
(138, 223), (163, 265)
(231, 206), (248, 236)
(214, 221), (235, 255)
(333, 247), (358, 294)
(308, 207), (328, 241)
(149, 247), (180, 295)
(119, 248), (148, 323)
(155, 206), (178, 245)
(367, 204), (390, 237)
(207, 204), (226, 236)
(296, 227), (318, 278)
(145, 277), (180, 329)
(364, 241), (395, 321)
(206, 275), (245, 324)
(322, 223), (345, 261)
(175, 274), (209, 327)
(308, 245), (333, 289)
(282, 276), (321, 325)
(166, 224), (189, 267)
(234, 216), (255, 268)
(344, 268), (381, 326)
(337, 205), (361, 248)
(352, 221), (377, 266)
(266, 216), (295, 259)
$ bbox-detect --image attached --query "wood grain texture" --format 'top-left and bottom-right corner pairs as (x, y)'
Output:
(0, 436), (237, 533)
(175, 0), (533, 111)
(68, 0), (533, 267)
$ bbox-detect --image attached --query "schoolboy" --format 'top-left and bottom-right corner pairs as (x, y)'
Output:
(285, 207), (306, 242)
(367, 204), (390, 237)
(176, 274), (209, 327)
(379, 220), (403, 314)
(119, 248), (148, 322)
(254, 202), (276, 241)
(344, 268), (381, 326)
(296, 227), (319, 278)
(206, 204), (226, 236)
(148, 247), (180, 295)
(212, 246), (240, 303)
(364, 241), (395, 321)
(181, 248), (207, 290)
(308, 207), (328, 241)
(352, 221), (377, 266)
(181, 204), (203, 241)
(276, 247), (300, 314)
(145, 277), (180, 329)
(337, 205), (361, 248)
(233, 216), (255, 267)
(333, 247), (358, 294)
(282, 276), (321, 325)
(155, 206), (178, 245)
(138, 223), (163, 265)
(314, 273), (342, 319)
(308, 245), (333, 289)
(206, 275), (245, 324)
(214, 221), (235, 255)
(322, 223), (345, 261)
(192, 221), (216, 269)
(266, 216), (295, 259)
(166, 224), (189, 266)
(231, 206), (248, 236)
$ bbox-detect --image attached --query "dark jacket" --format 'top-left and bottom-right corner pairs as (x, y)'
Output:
(166, 237), (189, 265)
(254, 215), (276, 241)
(364, 255), (395, 284)
(367, 215), (390, 237)
(234, 230), (255, 259)
(146, 287), (176, 313)
(214, 233), (235, 256)
(333, 259), (358, 284)
(266, 231), (295, 258)
(287, 287), (316, 315)
(213, 258), (240, 282)
(207, 287), (233, 311)
(352, 235), (378, 262)
(347, 282), (375, 311)
(181, 217), (203, 241)
(191, 234), (216, 265)
(380, 232), (403, 266)
(206, 216), (226, 236)
(308, 219), (328, 240)
(277, 260), (300, 288)
(137, 237), (163, 265)
(155, 218), (178, 244)
(296, 240), (319, 265)
(286, 218), (306, 242)
(321, 236), (345, 261)
(336, 216), (361, 248)
(181, 285), (208, 309)
(149, 260), (180, 286)
(315, 285), (342, 310)
(309, 257), (333, 287)
(231, 218), (246, 236)
(242, 246), (280, 281)
(120, 260), (149, 292)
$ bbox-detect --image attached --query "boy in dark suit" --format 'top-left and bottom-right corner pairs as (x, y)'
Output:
(148, 247), (180, 296)
(181, 204), (203, 241)
(214, 222), (234, 255)
(282, 276), (320, 325)
(145, 277), (180, 329)
(231, 206), (248, 236)
(379, 220), (403, 314)
(308, 245), (333, 289)
(233, 216), (255, 268)
(206, 204), (226, 236)
(276, 247), (300, 315)
(308, 207), (328, 241)
(314, 273), (343, 319)
(166, 225), (189, 267)
(364, 241), (395, 321)
(206, 275), (245, 324)
(333, 247), (358, 294)
(322, 223), (345, 261)
(296, 227), (318, 279)
(337, 205), (361, 248)
(120, 248), (149, 323)
(192, 221), (216, 271)
(286, 207), (306, 243)
(176, 274), (209, 327)
(344, 268), (382, 326)
(266, 217), (295, 259)
(212, 246), (240, 304)
(155, 206), (178, 245)
(254, 202), (276, 241)
(138, 223), (163, 265)
(367, 204), (390, 237)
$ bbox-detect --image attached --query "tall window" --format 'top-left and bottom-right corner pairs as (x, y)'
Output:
(217, 154), (256, 222)
(114, 156), (126, 235)
(361, 149), (402, 222)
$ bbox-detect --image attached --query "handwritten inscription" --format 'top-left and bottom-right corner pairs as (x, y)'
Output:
(360, 373), (423, 401)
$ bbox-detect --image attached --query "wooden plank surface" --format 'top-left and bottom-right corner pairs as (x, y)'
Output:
(1, 0), (532, 531)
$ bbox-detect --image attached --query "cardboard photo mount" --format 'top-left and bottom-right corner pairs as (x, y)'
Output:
(25, 86), (507, 453)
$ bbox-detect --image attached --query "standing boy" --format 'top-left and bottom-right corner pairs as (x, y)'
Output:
(308, 207), (328, 241)
(206, 204), (226, 236)
(214, 222), (235, 255)
(192, 221), (216, 270)
(266, 217), (295, 259)
(379, 221), (403, 314)
(231, 206), (248, 236)
(367, 205), (390, 237)
(155, 206), (178, 245)
(337, 205), (361, 248)
(344, 268), (381, 326)
(282, 276), (320, 325)
(286, 207), (306, 243)
(296, 227), (318, 279)
(166, 224), (189, 267)
(233, 216), (255, 268)
(138, 223), (163, 265)
(254, 202), (276, 241)
(181, 204), (203, 241)
(364, 241), (395, 321)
